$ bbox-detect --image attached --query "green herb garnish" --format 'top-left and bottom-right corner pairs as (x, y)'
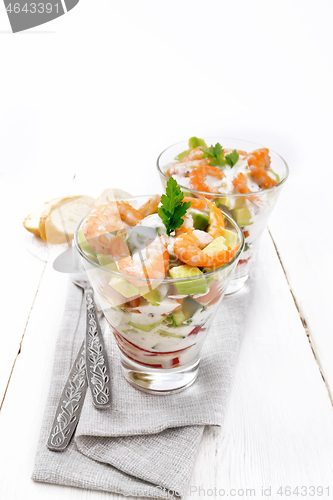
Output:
(201, 143), (240, 168)
(201, 143), (226, 166)
(158, 177), (192, 235)
(225, 149), (239, 167)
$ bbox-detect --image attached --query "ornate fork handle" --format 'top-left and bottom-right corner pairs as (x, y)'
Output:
(85, 289), (111, 409)
(47, 340), (87, 451)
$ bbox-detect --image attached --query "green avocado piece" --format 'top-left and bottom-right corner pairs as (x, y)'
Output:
(182, 296), (203, 318)
(182, 191), (196, 198)
(169, 265), (208, 295)
(222, 229), (239, 248)
(188, 137), (207, 149)
(158, 330), (185, 339)
(141, 285), (167, 305)
(202, 236), (228, 273)
(202, 236), (227, 254)
(97, 253), (118, 271)
(232, 207), (253, 226)
(215, 196), (231, 210)
(78, 229), (97, 259)
(174, 149), (191, 162)
(216, 197), (245, 210)
(171, 296), (203, 326)
(191, 212), (209, 231)
(128, 319), (164, 332)
(109, 277), (140, 298)
(171, 309), (187, 326)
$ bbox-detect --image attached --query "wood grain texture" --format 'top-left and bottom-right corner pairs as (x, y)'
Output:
(0, 234), (332, 500)
(269, 162), (333, 397)
(189, 233), (333, 498)
(0, 169), (77, 405)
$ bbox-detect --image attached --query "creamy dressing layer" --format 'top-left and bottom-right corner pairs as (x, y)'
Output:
(103, 300), (216, 352)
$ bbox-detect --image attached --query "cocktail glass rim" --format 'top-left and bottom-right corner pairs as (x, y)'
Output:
(74, 195), (245, 284)
(156, 136), (289, 198)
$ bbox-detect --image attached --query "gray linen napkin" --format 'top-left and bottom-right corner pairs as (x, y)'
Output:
(33, 280), (253, 498)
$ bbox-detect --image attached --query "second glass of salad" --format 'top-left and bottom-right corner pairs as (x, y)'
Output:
(75, 181), (244, 394)
(157, 137), (288, 294)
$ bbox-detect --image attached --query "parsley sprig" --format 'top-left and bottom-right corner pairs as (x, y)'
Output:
(202, 143), (225, 166)
(225, 149), (239, 167)
(158, 178), (192, 235)
(201, 142), (239, 168)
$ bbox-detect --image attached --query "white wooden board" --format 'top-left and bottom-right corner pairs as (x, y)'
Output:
(0, 233), (332, 500)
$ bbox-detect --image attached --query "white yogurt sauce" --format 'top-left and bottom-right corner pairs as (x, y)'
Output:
(137, 213), (165, 235)
(104, 302), (215, 353)
(172, 174), (190, 188)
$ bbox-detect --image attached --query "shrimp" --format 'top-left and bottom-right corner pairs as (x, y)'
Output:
(189, 166), (225, 197)
(182, 147), (206, 162)
(248, 164), (277, 189)
(207, 200), (225, 238)
(174, 231), (239, 268)
(83, 202), (143, 254)
(247, 148), (271, 170)
(246, 149), (276, 189)
(175, 197), (209, 235)
(176, 199), (223, 237)
(232, 172), (261, 203)
(183, 197), (208, 210)
(175, 212), (194, 236)
(166, 160), (210, 178)
(111, 235), (169, 287)
(232, 173), (252, 194)
(138, 195), (161, 217)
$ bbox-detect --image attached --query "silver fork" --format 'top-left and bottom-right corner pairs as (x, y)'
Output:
(47, 250), (112, 451)
(72, 272), (112, 410)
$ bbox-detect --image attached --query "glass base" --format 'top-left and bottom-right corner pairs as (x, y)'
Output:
(225, 274), (249, 295)
(120, 351), (200, 395)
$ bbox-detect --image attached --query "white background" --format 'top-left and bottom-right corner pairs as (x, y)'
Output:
(1, 1), (333, 499)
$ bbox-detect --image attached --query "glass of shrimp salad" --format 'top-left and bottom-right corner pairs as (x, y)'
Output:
(74, 181), (244, 394)
(157, 137), (288, 294)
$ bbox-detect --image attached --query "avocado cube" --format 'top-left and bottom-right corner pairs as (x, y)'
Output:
(109, 277), (139, 298)
(141, 285), (167, 306)
(169, 265), (208, 295)
(191, 212), (209, 231)
(232, 207), (253, 226)
(182, 296), (203, 319)
(202, 236), (227, 254)
(222, 229), (239, 249)
(216, 196), (231, 209)
(171, 309), (187, 326)
(188, 137), (207, 149)
(216, 197), (245, 210)
(202, 236), (228, 273)
(97, 253), (118, 271)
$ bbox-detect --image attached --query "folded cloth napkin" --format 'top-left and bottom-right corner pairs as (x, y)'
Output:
(33, 279), (253, 498)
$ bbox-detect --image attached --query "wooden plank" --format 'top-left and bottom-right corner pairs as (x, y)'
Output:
(189, 231), (333, 495)
(0, 169), (77, 405)
(269, 171), (333, 398)
(0, 232), (332, 499)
